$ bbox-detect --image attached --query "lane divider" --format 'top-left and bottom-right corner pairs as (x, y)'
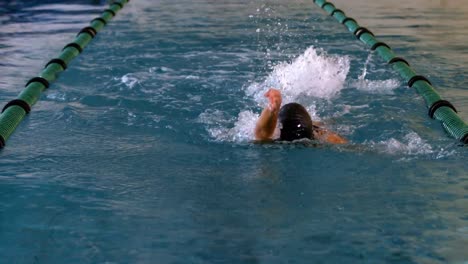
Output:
(0, 0), (130, 148)
(314, 0), (468, 144)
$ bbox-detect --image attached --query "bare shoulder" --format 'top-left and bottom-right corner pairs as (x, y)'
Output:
(313, 126), (348, 144)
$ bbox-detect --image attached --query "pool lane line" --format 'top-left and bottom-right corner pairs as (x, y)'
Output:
(0, 0), (130, 149)
(314, 0), (468, 145)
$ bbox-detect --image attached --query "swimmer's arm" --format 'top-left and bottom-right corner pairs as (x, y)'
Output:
(255, 88), (282, 141)
(255, 107), (278, 140)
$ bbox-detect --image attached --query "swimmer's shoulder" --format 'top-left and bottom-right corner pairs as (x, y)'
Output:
(313, 126), (348, 144)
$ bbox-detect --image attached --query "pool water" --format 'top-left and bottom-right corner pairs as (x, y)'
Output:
(1, 0), (467, 263)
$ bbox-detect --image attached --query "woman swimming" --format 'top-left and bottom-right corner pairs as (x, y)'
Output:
(254, 88), (347, 144)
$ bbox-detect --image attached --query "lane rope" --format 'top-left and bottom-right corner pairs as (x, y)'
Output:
(0, 0), (130, 148)
(313, 0), (468, 144)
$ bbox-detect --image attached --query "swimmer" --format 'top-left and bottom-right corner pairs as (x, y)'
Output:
(254, 88), (347, 144)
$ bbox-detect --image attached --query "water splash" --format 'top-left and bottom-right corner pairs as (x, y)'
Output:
(200, 46), (350, 142)
(198, 110), (258, 142)
(352, 52), (400, 94)
(120, 74), (140, 89)
(363, 131), (459, 159)
(351, 78), (400, 94)
(358, 52), (373, 81)
(247, 46), (350, 104)
(365, 132), (433, 156)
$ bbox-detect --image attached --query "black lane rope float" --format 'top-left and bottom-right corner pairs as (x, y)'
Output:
(314, 0), (468, 144)
(0, 0), (130, 148)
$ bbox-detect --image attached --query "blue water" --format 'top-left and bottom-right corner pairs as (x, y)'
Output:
(1, 0), (467, 263)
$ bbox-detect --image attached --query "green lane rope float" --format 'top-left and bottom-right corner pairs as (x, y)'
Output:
(0, 0), (129, 148)
(314, 0), (468, 144)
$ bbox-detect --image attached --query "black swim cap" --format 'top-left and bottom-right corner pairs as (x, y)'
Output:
(278, 103), (314, 141)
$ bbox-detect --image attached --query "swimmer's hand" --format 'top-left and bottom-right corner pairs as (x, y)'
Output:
(265, 88), (282, 113)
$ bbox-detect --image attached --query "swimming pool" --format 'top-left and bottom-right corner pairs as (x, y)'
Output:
(1, 0), (467, 263)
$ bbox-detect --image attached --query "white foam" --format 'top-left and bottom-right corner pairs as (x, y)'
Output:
(351, 78), (400, 94)
(200, 46), (350, 143)
(46, 92), (68, 101)
(364, 132), (460, 159)
(246, 46), (350, 104)
(332, 104), (369, 118)
(199, 110), (258, 142)
(224, 110), (259, 142)
(365, 132), (434, 156)
(351, 52), (400, 94)
(197, 109), (233, 126)
(120, 74), (140, 89)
